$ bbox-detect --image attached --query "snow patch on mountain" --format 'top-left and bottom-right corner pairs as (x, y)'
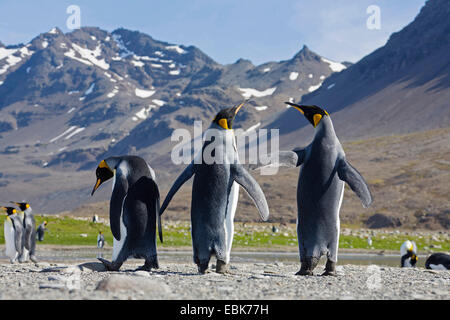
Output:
(49, 126), (78, 143)
(254, 106), (268, 111)
(112, 34), (134, 58)
(289, 72), (299, 81)
(238, 87), (277, 99)
(65, 127), (85, 140)
(0, 46), (34, 75)
(166, 45), (186, 54)
(135, 88), (156, 98)
(107, 87), (119, 98)
(308, 82), (323, 92)
(321, 57), (346, 72)
(84, 83), (95, 95)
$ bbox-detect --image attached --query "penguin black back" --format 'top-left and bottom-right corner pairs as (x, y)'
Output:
(123, 176), (161, 245)
(425, 253), (450, 270)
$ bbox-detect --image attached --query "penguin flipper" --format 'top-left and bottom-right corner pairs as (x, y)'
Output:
(232, 165), (270, 221)
(13, 223), (23, 255)
(160, 163), (195, 215)
(337, 158), (373, 208)
(156, 185), (163, 243)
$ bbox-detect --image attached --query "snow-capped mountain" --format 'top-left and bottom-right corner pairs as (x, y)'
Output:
(0, 26), (345, 212)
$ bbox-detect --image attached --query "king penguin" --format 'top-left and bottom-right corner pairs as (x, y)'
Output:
(12, 202), (37, 263)
(263, 103), (373, 276)
(400, 240), (418, 267)
(2, 207), (24, 263)
(159, 101), (270, 274)
(425, 252), (450, 270)
(91, 155), (163, 271)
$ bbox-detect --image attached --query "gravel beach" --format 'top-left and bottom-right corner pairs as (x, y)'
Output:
(0, 260), (448, 300)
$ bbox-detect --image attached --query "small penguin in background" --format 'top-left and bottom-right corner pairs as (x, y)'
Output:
(97, 231), (105, 249)
(367, 236), (373, 247)
(91, 155), (163, 271)
(400, 240), (418, 267)
(254, 103), (372, 276)
(92, 214), (99, 223)
(425, 253), (450, 270)
(2, 207), (24, 263)
(12, 202), (37, 263)
(160, 101), (270, 274)
(37, 221), (48, 241)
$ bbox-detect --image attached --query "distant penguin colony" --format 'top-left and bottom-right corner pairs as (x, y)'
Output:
(160, 101), (269, 274)
(400, 240), (418, 268)
(91, 155), (163, 271)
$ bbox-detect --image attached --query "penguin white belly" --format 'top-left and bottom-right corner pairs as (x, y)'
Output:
(21, 248), (29, 261)
(331, 183), (344, 262)
(224, 182), (239, 263)
(112, 196), (128, 261)
(429, 264), (447, 270)
(4, 218), (17, 259)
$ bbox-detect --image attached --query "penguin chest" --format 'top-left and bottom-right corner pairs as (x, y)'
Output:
(112, 197), (128, 261)
(4, 219), (17, 257)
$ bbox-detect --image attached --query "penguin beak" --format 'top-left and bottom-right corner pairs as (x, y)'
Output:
(231, 99), (248, 116)
(91, 179), (102, 196)
(285, 102), (306, 115)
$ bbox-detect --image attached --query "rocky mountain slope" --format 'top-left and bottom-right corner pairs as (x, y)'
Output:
(268, 0), (450, 148)
(0, 26), (345, 212)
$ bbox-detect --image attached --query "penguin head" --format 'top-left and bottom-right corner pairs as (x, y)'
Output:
(91, 160), (114, 196)
(410, 254), (418, 266)
(11, 202), (30, 211)
(1, 207), (17, 215)
(406, 243), (417, 260)
(212, 100), (248, 130)
(285, 102), (329, 128)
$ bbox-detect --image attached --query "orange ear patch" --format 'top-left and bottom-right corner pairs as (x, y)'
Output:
(313, 114), (322, 127)
(99, 160), (109, 169)
(218, 118), (229, 130)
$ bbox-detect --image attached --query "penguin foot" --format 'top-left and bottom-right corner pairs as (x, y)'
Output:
(322, 260), (337, 276)
(135, 265), (152, 272)
(215, 260), (228, 274)
(30, 256), (38, 263)
(97, 258), (121, 271)
(197, 263), (209, 274)
(296, 257), (319, 276)
(295, 269), (313, 276)
(136, 258), (159, 272)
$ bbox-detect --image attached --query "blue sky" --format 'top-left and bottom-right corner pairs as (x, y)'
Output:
(0, 0), (427, 65)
